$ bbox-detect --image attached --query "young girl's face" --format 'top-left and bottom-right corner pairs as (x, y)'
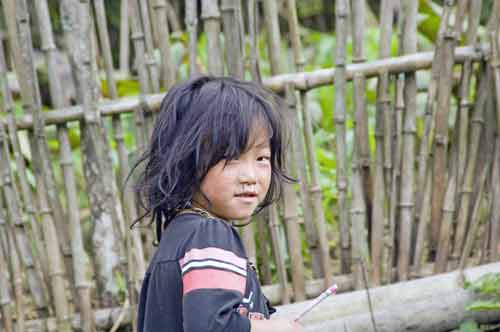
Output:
(192, 125), (272, 222)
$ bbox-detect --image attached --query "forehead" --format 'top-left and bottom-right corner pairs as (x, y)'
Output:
(246, 121), (271, 148)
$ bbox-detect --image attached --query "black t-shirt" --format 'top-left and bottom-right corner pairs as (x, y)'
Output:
(137, 213), (275, 332)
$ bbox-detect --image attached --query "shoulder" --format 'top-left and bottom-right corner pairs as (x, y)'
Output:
(155, 213), (247, 262)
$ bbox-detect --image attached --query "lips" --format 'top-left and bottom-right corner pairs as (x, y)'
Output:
(235, 191), (258, 198)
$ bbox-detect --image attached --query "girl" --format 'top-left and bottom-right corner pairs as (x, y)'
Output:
(131, 76), (304, 332)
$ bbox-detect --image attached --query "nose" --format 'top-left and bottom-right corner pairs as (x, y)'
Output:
(238, 162), (257, 185)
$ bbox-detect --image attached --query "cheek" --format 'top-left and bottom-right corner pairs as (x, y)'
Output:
(259, 167), (272, 190)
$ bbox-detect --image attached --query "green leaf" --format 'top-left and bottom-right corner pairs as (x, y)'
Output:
(458, 320), (480, 332)
(467, 300), (500, 312)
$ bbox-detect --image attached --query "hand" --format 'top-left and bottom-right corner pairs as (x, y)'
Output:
(251, 318), (305, 332)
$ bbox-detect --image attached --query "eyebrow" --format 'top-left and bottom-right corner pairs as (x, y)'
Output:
(255, 141), (270, 148)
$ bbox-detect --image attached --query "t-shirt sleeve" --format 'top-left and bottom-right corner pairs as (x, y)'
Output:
(180, 219), (251, 332)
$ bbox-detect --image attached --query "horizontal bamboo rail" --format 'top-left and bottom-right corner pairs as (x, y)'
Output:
(4, 43), (489, 131)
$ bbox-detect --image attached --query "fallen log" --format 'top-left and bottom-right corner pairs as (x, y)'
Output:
(304, 290), (500, 332)
(273, 262), (500, 331)
(262, 263), (435, 305)
(3, 262), (498, 331)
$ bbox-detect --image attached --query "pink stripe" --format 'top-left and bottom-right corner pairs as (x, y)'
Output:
(182, 269), (246, 295)
(180, 247), (246, 269)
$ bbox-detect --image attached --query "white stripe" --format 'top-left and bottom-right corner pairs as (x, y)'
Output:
(182, 260), (247, 276)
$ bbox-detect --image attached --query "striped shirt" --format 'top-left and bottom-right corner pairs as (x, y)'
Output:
(137, 213), (275, 332)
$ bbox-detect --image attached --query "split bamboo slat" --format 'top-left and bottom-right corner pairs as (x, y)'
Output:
(2, 2), (500, 330)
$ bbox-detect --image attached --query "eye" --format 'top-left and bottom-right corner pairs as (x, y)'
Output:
(257, 155), (271, 162)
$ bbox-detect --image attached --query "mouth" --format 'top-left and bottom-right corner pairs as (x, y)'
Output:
(235, 192), (258, 199)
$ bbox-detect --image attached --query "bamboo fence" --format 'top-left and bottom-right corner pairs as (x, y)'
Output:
(0, 0), (499, 331)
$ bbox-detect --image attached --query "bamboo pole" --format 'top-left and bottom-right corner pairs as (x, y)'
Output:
(300, 91), (334, 288)
(430, 0), (467, 256)
(255, 213), (272, 285)
(351, 1), (372, 242)
(221, 0), (244, 78)
(0, 33), (50, 295)
(1, 215), (24, 332)
(5, 1), (73, 326)
(93, 0), (118, 99)
(270, 0), (330, 291)
(201, 0), (224, 76)
(384, 74), (404, 283)
(397, 0), (418, 282)
(434, 154), (458, 273)
(5, 0), (71, 281)
(334, 0), (351, 275)
(269, 205), (290, 304)
(185, 0), (199, 77)
(413, 160), (433, 273)
(119, 0), (130, 74)
(138, 0), (160, 92)
(452, 63), (492, 265)
(263, 45), (486, 93)
(246, 0), (262, 83)
(350, 148), (370, 290)
(284, 0), (323, 278)
(56, 124), (95, 332)
(0, 171), (15, 332)
(489, 22), (500, 262)
(8, 45), (491, 132)
(458, 155), (492, 271)
(372, 0), (394, 286)
(456, 1), (482, 190)
(62, 0), (122, 307)
(415, 2), (455, 247)
(153, 0), (175, 89)
(33, 0), (80, 301)
(283, 84), (306, 301)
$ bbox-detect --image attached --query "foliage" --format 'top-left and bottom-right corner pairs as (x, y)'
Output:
(464, 273), (500, 311)
(457, 273), (500, 332)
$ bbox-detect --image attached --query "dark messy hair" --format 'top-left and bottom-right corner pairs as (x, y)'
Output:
(128, 76), (292, 241)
